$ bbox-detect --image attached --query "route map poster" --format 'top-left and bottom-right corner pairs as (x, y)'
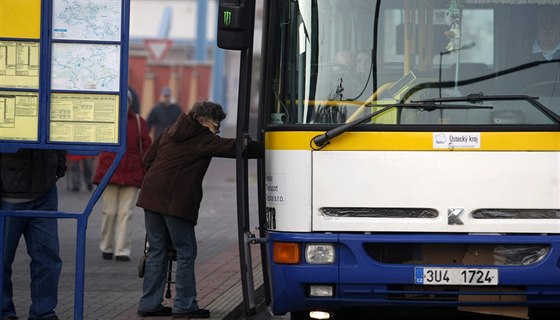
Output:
(0, 0), (125, 145)
(51, 43), (120, 91)
(52, 0), (122, 41)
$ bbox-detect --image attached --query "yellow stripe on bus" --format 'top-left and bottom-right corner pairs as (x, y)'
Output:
(265, 131), (560, 151)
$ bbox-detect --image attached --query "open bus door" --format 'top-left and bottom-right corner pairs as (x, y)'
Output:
(217, 0), (270, 316)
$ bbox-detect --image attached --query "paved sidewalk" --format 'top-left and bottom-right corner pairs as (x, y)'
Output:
(8, 156), (262, 319)
(115, 245), (263, 320)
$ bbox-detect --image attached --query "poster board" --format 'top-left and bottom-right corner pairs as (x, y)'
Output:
(0, 0), (129, 150)
(0, 1), (130, 318)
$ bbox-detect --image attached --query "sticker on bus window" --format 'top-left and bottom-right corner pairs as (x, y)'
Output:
(433, 132), (480, 149)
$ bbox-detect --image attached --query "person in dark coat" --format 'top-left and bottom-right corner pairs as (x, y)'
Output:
(93, 90), (152, 261)
(136, 101), (241, 318)
(146, 86), (183, 139)
(1, 149), (67, 320)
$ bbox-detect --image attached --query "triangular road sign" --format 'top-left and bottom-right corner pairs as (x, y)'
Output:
(144, 39), (173, 62)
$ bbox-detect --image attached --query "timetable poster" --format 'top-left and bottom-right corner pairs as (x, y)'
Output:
(50, 93), (120, 143)
(0, 41), (40, 89)
(0, 91), (39, 141)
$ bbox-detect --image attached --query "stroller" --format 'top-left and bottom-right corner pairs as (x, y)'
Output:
(138, 235), (177, 299)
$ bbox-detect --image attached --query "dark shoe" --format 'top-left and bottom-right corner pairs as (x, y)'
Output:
(172, 309), (210, 319)
(102, 252), (113, 260)
(3, 316), (19, 320)
(137, 307), (172, 317)
(115, 255), (130, 262)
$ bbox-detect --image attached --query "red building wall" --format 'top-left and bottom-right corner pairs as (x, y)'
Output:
(128, 54), (212, 117)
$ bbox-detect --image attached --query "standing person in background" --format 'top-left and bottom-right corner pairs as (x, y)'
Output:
(1, 149), (67, 320)
(146, 86), (182, 139)
(67, 154), (94, 192)
(93, 90), (152, 262)
(136, 101), (262, 318)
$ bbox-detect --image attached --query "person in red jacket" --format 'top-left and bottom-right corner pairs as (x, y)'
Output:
(93, 90), (152, 261)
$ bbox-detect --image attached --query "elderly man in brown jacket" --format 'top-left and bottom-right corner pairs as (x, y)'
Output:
(136, 101), (238, 319)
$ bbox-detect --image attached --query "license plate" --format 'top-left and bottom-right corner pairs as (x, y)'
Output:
(414, 267), (498, 285)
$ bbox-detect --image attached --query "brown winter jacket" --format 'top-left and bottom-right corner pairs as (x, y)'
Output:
(136, 113), (236, 225)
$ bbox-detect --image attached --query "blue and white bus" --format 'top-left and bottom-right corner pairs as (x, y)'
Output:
(220, 0), (560, 319)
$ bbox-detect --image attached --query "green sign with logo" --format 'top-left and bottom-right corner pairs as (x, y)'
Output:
(224, 10), (232, 26)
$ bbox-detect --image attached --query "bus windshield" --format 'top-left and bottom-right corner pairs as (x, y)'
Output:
(267, 0), (560, 126)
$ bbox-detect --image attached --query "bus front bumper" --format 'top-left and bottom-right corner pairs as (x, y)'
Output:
(268, 232), (560, 315)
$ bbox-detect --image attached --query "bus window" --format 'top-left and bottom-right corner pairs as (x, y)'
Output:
(266, 0), (560, 126)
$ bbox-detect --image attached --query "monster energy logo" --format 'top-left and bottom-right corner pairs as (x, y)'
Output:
(223, 10), (232, 26)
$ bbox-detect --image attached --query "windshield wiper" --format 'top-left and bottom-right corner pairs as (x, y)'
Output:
(312, 101), (492, 148)
(414, 93), (560, 123)
(412, 93), (538, 104)
(312, 92), (560, 148)
(402, 59), (560, 102)
(312, 105), (392, 148)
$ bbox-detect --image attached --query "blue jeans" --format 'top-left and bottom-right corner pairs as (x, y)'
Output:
(1, 186), (62, 319)
(139, 210), (199, 313)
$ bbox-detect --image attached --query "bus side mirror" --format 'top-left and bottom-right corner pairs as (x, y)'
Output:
(217, 0), (255, 50)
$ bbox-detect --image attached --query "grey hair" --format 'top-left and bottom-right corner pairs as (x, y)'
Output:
(189, 101), (226, 122)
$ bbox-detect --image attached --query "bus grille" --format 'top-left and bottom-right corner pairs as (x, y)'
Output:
(363, 243), (550, 266)
(472, 209), (560, 219)
(386, 285), (527, 302)
(320, 207), (438, 218)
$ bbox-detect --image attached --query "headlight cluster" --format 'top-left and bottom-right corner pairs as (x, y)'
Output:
(273, 242), (335, 264)
(305, 243), (335, 264)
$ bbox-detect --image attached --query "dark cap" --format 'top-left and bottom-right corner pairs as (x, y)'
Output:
(161, 86), (171, 97)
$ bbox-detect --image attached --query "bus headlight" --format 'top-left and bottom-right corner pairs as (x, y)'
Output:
(305, 244), (335, 264)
